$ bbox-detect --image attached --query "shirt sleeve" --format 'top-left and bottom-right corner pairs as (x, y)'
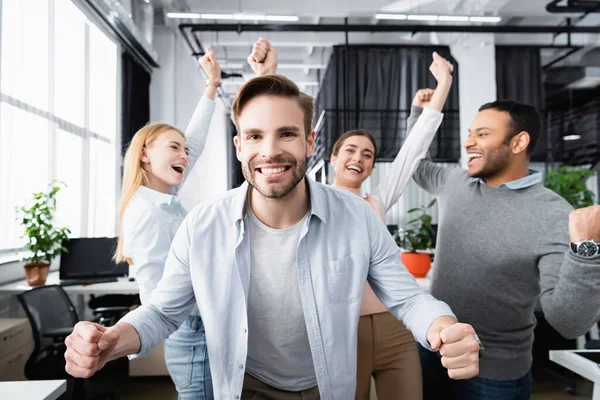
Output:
(370, 107), (443, 212)
(120, 209), (199, 358)
(173, 95), (217, 195)
(123, 208), (172, 305)
(364, 204), (455, 349)
(538, 215), (600, 339)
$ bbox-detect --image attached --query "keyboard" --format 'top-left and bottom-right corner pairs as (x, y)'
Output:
(59, 277), (118, 286)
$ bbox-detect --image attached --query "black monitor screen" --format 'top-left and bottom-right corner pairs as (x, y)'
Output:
(59, 237), (128, 279)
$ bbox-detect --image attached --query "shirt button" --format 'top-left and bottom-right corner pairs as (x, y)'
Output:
(238, 364), (244, 369)
(243, 328), (247, 333)
(234, 396), (239, 399)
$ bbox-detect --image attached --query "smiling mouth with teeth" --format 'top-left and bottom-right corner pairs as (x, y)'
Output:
(258, 166), (290, 176)
(347, 166), (362, 173)
(172, 165), (185, 174)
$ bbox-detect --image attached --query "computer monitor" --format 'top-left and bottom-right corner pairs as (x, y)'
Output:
(59, 237), (128, 280)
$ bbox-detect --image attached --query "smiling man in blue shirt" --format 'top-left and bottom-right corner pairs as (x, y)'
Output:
(64, 74), (481, 400)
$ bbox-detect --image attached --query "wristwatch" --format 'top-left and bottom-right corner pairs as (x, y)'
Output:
(205, 78), (222, 88)
(570, 240), (600, 259)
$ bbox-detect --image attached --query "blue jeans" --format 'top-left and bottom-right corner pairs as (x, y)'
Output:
(418, 344), (532, 400)
(164, 314), (213, 400)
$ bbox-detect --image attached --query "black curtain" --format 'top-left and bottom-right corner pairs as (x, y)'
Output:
(121, 52), (151, 156)
(311, 45), (460, 169)
(495, 47), (546, 161)
(495, 47), (544, 111)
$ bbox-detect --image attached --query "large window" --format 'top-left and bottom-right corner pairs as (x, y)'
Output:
(0, 0), (120, 252)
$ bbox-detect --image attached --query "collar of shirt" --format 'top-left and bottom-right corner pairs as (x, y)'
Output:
(232, 178), (329, 224)
(471, 170), (542, 190)
(137, 185), (178, 206)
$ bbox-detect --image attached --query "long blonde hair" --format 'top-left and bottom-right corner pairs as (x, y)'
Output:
(114, 123), (185, 263)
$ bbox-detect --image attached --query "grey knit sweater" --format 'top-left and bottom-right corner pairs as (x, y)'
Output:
(408, 106), (600, 380)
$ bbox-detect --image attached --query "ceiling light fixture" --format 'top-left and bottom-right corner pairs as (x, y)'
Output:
(562, 134), (582, 141)
(374, 13), (501, 23)
(407, 15), (438, 21)
(199, 13), (233, 19)
(375, 13), (408, 20)
(196, 13), (299, 21)
(166, 12), (201, 19)
(232, 13), (266, 21)
(469, 16), (502, 23)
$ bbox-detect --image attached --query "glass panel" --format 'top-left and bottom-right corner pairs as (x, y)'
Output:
(0, 0), (49, 110)
(0, 103), (49, 250)
(55, 130), (83, 237)
(88, 138), (116, 237)
(89, 23), (118, 140)
(54, 0), (86, 127)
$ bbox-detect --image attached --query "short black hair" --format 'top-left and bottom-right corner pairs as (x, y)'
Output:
(478, 100), (541, 156)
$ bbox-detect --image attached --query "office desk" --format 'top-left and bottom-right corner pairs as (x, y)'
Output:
(0, 272), (168, 377)
(0, 379), (66, 400)
(0, 271), (138, 296)
(0, 271), (138, 333)
(550, 350), (600, 400)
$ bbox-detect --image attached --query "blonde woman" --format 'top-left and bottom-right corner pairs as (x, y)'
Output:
(113, 50), (221, 399)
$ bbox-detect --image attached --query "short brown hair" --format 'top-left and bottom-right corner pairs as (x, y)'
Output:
(231, 74), (314, 136)
(331, 129), (378, 161)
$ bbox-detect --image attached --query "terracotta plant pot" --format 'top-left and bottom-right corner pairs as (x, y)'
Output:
(24, 263), (50, 286)
(401, 252), (431, 278)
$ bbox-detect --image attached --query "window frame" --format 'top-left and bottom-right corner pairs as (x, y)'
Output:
(0, 0), (122, 259)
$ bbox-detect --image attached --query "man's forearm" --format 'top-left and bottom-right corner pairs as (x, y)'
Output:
(542, 254), (600, 339)
(106, 322), (142, 363)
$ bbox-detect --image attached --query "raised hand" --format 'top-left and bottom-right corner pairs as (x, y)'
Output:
(247, 37), (278, 77)
(413, 88), (435, 108)
(429, 51), (454, 86)
(198, 48), (222, 86)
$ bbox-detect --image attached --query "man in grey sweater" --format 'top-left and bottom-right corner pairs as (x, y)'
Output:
(407, 98), (600, 399)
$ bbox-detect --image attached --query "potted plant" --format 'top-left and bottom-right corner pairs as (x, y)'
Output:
(544, 165), (595, 209)
(16, 181), (71, 286)
(394, 199), (436, 278)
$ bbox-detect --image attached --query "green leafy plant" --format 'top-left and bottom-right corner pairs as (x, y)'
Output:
(544, 165), (595, 209)
(394, 199), (436, 252)
(16, 181), (71, 265)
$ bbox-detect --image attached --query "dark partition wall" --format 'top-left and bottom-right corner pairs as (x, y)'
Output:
(311, 45), (461, 170)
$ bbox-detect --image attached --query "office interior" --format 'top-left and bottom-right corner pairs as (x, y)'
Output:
(0, 0), (599, 399)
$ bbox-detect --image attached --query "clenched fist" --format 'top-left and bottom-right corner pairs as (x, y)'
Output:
(247, 37), (278, 77)
(198, 48), (221, 86)
(64, 321), (121, 378)
(570, 205), (600, 243)
(427, 316), (480, 380)
(413, 88), (435, 108)
(429, 51), (454, 86)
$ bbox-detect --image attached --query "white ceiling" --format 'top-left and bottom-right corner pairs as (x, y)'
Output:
(158, 0), (600, 98)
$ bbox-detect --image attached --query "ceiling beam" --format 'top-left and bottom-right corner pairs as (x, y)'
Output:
(183, 23), (600, 34)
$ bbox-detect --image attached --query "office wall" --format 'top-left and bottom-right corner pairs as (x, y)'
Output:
(150, 26), (229, 208)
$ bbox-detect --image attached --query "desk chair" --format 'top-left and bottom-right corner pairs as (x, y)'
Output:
(88, 294), (140, 327)
(17, 285), (127, 400)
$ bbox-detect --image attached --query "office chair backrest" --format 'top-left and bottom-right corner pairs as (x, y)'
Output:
(17, 285), (79, 363)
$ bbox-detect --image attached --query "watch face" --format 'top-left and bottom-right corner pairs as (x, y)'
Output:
(577, 241), (599, 258)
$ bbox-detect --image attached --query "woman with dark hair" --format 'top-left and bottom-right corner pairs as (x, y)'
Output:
(329, 53), (454, 400)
